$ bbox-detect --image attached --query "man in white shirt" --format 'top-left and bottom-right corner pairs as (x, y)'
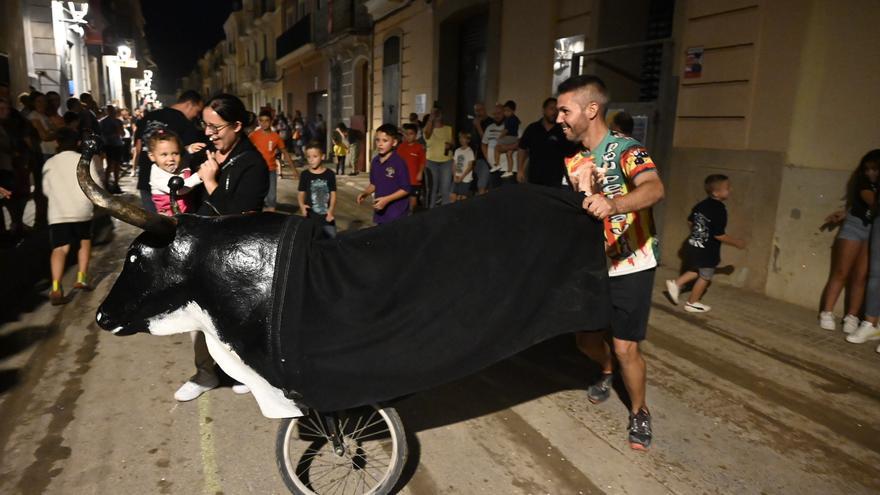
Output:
(480, 105), (508, 188)
(42, 129), (101, 305)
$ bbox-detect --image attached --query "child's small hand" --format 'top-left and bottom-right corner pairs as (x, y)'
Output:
(373, 196), (389, 210)
(454, 174), (462, 183)
(187, 142), (207, 154)
(356, 193), (368, 204)
(735, 238), (747, 249)
(0, 186), (12, 199)
(325, 212), (335, 222)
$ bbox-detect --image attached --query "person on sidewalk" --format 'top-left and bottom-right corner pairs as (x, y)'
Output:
(332, 123), (349, 176)
(357, 124), (410, 224)
(843, 150), (880, 347)
(665, 175), (747, 313)
(423, 107), (454, 208)
(558, 75), (665, 451)
(818, 150), (879, 333)
(249, 109), (294, 212)
(397, 123), (426, 212)
(42, 129), (99, 305)
(481, 105), (506, 189)
(298, 141), (337, 238)
(517, 97), (578, 188)
(452, 131), (475, 202)
(493, 100), (521, 179)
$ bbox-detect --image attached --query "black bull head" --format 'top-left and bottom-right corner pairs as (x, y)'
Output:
(77, 134), (303, 418)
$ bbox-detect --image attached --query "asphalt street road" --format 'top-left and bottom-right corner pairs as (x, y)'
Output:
(1, 173), (879, 494)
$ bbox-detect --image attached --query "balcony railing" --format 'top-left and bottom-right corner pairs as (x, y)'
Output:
(277, 14), (311, 59)
(260, 58), (276, 81)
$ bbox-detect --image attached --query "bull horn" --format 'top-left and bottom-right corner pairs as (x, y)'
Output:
(77, 132), (177, 236)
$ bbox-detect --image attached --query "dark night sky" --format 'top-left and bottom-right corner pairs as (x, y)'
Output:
(141, 0), (236, 94)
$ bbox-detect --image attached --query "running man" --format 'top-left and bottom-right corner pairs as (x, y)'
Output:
(557, 75), (665, 451)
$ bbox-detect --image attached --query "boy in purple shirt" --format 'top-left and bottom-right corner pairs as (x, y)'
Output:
(357, 124), (411, 224)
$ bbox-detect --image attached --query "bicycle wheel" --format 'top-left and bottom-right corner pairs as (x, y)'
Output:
(276, 405), (407, 495)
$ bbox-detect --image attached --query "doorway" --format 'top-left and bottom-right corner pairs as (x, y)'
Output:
(438, 9), (488, 132)
(382, 36), (401, 126)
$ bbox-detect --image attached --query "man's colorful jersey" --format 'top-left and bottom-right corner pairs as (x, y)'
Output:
(565, 130), (659, 277)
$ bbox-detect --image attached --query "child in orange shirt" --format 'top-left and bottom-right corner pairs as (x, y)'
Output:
(396, 123), (426, 212)
(249, 110), (295, 211)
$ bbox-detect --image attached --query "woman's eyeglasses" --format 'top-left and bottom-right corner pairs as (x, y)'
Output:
(199, 120), (232, 134)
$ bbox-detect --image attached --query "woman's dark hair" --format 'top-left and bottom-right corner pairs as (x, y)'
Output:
(336, 122), (348, 132)
(845, 149), (880, 208)
(205, 93), (254, 132)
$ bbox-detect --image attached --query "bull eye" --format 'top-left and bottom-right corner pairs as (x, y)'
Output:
(129, 255), (136, 263)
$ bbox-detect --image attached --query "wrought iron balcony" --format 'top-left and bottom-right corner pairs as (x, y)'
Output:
(276, 14), (312, 59)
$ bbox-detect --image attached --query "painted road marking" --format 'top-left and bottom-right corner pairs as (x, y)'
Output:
(198, 395), (222, 495)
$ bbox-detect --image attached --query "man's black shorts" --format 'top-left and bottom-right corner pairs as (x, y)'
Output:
(49, 220), (93, 248)
(609, 268), (656, 342)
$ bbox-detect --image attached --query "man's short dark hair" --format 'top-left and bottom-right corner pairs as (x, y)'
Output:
(79, 92), (93, 102)
(63, 111), (80, 125)
(177, 90), (203, 105)
(402, 123), (418, 133)
(612, 111), (634, 135)
(704, 174), (729, 194)
(556, 75), (609, 106)
(503, 100), (517, 111)
(376, 123), (400, 141)
(56, 128), (80, 151)
(66, 97), (80, 110)
(542, 97), (557, 109)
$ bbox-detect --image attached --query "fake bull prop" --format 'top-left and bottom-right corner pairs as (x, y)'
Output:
(78, 136), (612, 418)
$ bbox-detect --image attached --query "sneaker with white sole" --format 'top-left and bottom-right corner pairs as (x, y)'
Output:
(684, 301), (711, 313)
(818, 311), (836, 331)
(231, 383), (251, 395)
(501, 171), (514, 178)
(665, 280), (680, 305)
(842, 314), (860, 334)
(846, 321), (880, 344)
(174, 376), (219, 402)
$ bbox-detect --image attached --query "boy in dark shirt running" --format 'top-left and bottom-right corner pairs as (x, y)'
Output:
(298, 141), (337, 238)
(666, 174), (747, 312)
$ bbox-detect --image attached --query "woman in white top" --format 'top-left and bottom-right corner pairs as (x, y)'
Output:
(27, 92), (58, 158)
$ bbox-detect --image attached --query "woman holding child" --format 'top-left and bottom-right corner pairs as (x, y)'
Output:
(173, 93), (269, 403)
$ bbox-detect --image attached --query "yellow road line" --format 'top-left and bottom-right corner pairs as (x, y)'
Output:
(198, 394), (222, 494)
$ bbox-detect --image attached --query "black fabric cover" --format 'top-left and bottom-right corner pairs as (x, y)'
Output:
(269, 185), (611, 411)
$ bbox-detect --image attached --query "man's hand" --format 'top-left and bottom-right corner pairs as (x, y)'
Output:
(582, 194), (618, 220)
(373, 196), (390, 210)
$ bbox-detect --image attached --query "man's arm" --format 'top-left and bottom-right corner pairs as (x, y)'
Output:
(582, 170), (664, 219)
(516, 149), (529, 183)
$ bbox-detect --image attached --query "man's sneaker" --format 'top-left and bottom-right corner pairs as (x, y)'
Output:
(842, 314), (860, 334)
(818, 311), (836, 331)
(174, 376), (219, 402)
(665, 280), (680, 305)
(684, 301), (711, 313)
(846, 321), (880, 344)
(628, 408), (652, 451)
(586, 373), (613, 404)
(231, 383), (251, 395)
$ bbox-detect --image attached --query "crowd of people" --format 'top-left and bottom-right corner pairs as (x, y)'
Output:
(7, 68), (880, 456)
